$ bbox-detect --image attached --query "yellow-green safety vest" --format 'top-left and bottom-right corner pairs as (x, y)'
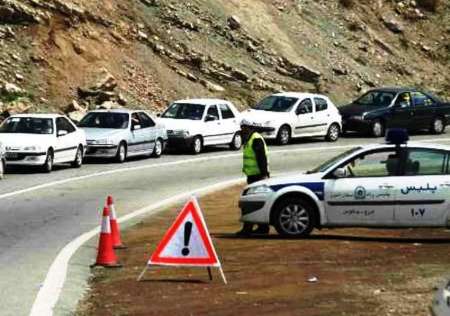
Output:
(243, 132), (269, 176)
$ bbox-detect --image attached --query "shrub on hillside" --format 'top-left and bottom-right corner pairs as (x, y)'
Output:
(417, 0), (442, 12)
(339, 0), (354, 8)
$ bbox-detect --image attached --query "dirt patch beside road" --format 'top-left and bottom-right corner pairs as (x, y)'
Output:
(77, 185), (450, 315)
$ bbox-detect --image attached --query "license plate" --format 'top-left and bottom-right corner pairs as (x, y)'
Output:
(6, 153), (18, 159)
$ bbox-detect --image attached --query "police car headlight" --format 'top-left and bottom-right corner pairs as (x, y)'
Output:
(244, 184), (273, 196)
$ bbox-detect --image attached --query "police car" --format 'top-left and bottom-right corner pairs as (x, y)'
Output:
(239, 129), (450, 236)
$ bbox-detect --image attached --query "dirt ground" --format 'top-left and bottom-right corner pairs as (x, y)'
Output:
(77, 185), (450, 316)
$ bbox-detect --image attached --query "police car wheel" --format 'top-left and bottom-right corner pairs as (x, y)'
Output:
(273, 198), (314, 237)
(277, 125), (291, 145)
(431, 117), (445, 134)
(371, 120), (384, 138)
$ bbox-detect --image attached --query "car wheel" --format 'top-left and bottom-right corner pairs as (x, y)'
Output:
(151, 138), (163, 158)
(191, 136), (203, 155)
(115, 142), (127, 163)
(431, 117), (445, 134)
(276, 125), (291, 145)
(230, 132), (242, 150)
(42, 149), (54, 173)
(325, 123), (340, 142)
(371, 119), (385, 138)
(0, 159), (5, 179)
(71, 146), (83, 168)
(273, 198), (315, 237)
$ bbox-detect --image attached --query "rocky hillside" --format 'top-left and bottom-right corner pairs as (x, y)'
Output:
(0, 0), (448, 120)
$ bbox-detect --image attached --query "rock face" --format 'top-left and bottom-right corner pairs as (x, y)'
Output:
(0, 0), (44, 24)
(227, 16), (241, 30)
(277, 58), (321, 84)
(382, 16), (404, 33)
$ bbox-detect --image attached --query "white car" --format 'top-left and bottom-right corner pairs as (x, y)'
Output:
(0, 114), (86, 172)
(241, 92), (342, 145)
(158, 99), (242, 154)
(239, 129), (450, 237)
(0, 142), (5, 179)
(79, 109), (167, 162)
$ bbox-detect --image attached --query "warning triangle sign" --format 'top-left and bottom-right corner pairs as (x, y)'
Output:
(148, 197), (221, 267)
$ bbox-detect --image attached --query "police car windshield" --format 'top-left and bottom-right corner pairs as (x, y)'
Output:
(79, 112), (129, 129)
(0, 117), (54, 134)
(308, 147), (362, 173)
(355, 91), (396, 107)
(162, 103), (205, 120)
(254, 96), (298, 112)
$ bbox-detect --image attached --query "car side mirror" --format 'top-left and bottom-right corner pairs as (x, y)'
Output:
(333, 168), (347, 178)
(205, 115), (217, 122)
(157, 113), (161, 117)
(296, 107), (306, 115)
(57, 130), (68, 137)
(132, 124), (141, 131)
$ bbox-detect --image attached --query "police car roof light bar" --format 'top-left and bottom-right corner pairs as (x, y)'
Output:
(385, 128), (409, 145)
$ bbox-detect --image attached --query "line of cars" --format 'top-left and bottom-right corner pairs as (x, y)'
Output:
(0, 87), (448, 179)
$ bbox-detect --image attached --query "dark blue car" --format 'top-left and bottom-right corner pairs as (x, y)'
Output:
(340, 87), (450, 137)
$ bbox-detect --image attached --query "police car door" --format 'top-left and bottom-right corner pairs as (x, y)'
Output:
(394, 148), (449, 226)
(325, 148), (398, 226)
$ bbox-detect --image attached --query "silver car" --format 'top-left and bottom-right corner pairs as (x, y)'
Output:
(79, 109), (167, 162)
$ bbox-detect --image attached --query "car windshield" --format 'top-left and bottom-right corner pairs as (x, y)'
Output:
(0, 117), (54, 134)
(161, 103), (205, 120)
(78, 112), (129, 129)
(307, 147), (362, 173)
(355, 91), (397, 107)
(254, 96), (298, 112)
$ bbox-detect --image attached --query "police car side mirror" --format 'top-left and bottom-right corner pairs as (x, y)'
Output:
(333, 168), (347, 178)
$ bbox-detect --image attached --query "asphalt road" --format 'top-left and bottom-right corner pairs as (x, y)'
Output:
(1, 133), (450, 316)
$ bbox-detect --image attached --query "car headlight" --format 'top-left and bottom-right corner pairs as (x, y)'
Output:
(174, 130), (190, 137)
(244, 184), (273, 196)
(350, 114), (366, 121)
(95, 139), (114, 145)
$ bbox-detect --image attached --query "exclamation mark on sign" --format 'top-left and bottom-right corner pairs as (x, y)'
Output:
(181, 221), (193, 256)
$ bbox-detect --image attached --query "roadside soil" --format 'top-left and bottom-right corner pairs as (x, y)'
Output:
(77, 185), (450, 316)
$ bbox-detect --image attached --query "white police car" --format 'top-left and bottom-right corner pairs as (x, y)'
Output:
(239, 129), (450, 236)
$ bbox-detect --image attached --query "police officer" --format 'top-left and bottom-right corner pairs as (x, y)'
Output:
(237, 119), (271, 236)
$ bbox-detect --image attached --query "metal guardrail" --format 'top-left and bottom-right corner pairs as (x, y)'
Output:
(432, 279), (450, 316)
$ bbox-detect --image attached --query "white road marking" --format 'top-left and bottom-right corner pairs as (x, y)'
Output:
(29, 177), (245, 316)
(6, 137), (450, 201)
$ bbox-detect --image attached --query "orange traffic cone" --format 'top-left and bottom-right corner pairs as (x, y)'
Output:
(106, 195), (126, 249)
(92, 206), (121, 268)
